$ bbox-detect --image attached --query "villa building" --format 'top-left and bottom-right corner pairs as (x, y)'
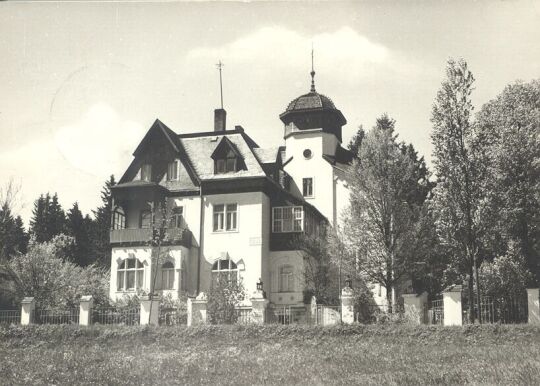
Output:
(109, 70), (354, 309)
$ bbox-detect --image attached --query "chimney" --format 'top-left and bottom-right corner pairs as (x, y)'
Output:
(214, 109), (226, 132)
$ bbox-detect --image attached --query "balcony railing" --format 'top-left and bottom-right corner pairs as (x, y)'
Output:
(110, 227), (191, 247)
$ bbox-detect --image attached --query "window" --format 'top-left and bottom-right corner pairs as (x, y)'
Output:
(170, 206), (184, 228)
(279, 265), (294, 292)
(215, 152), (238, 174)
(117, 257), (144, 291)
(140, 209), (152, 228)
(141, 164), (152, 182)
(303, 149), (312, 159)
(302, 178), (314, 197)
(161, 261), (175, 290)
(112, 207), (126, 230)
(272, 206), (303, 233)
(213, 203), (237, 232)
(211, 258), (239, 286)
(167, 160), (179, 181)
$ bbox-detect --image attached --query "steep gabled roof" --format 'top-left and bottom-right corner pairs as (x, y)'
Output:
(133, 119), (180, 156)
(119, 119), (199, 185)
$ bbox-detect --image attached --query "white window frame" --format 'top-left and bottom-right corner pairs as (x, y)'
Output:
(272, 206), (304, 233)
(302, 177), (314, 198)
(117, 257), (144, 292)
(211, 258), (239, 286)
(167, 160), (179, 181)
(213, 203), (238, 232)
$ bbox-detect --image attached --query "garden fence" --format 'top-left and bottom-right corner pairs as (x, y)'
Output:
(92, 307), (140, 325)
(0, 309), (21, 325)
(35, 308), (79, 325)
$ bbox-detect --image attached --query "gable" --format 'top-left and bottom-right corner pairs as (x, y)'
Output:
(119, 119), (199, 187)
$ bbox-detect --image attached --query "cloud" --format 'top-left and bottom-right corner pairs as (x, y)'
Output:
(53, 103), (145, 179)
(185, 26), (411, 83)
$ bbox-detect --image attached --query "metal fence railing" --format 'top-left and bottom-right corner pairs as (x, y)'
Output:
(311, 305), (341, 325)
(35, 308), (79, 325)
(463, 296), (528, 324)
(0, 309), (21, 325)
(266, 306), (307, 325)
(159, 307), (187, 326)
(92, 307), (140, 325)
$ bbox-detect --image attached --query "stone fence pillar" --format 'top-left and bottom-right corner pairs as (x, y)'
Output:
(187, 292), (207, 327)
(140, 295), (160, 326)
(250, 289), (269, 324)
(527, 288), (540, 324)
(21, 297), (35, 325)
(443, 285), (463, 326)
(402, 292), (428, 324)
(341, 286), (354, 324)
(79, 295), (94, 326)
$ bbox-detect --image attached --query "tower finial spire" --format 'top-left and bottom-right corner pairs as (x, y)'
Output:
(216, 60), (224, 109)
(310, 44), (316, 92)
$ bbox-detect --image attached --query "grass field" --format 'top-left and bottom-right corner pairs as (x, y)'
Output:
(1, 324), (540, 385)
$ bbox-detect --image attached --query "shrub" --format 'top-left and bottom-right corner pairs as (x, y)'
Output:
(207, 277), (245, 324)
(8, 235), (110, 309)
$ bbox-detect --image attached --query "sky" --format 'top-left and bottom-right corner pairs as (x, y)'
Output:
(1, 1), (539, 226)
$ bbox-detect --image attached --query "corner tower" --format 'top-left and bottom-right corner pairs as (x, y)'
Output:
(280, 60), (350, 226)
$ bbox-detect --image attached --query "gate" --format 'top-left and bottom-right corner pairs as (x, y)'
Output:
(425, 298), (444, 325)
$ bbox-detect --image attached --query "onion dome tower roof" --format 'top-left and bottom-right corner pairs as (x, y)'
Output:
(279, 58), (346, 141)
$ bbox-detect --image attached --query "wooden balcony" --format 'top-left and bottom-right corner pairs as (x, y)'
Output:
(110, 227), (192, 248)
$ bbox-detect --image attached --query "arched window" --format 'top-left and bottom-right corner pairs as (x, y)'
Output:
(211, 259), (238, 286)
(140, 209), (152, 229)
(162, 261), (175, 290)
(279, 265), (294, 292)
(112, 206), (126, 230)
(117, 257), (144, 291)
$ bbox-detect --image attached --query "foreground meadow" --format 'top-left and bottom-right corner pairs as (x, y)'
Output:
(1, 324), (539, 385)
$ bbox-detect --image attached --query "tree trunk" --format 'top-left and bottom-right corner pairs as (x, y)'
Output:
(468, 269), (475, 324)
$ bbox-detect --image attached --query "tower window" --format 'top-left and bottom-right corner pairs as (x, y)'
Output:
(303, 149), (312, 159)
(302, 178), (314, 198)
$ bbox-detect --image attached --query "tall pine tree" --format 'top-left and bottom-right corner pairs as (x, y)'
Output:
(66, 202), (93, 266)
(29, 193), (66, 243)
(92, 175), (116, 267)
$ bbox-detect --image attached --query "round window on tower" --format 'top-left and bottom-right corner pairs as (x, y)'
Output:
(303, 149), (312, 159)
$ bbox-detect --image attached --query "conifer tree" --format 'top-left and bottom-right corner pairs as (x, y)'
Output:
(66, 202), (93, 266)
(92, 175), (116, 267)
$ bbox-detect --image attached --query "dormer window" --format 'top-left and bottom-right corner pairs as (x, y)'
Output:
(215, 152), (238, 174)
(141, 164), (152, 182)
(211, 137), (245, 174)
